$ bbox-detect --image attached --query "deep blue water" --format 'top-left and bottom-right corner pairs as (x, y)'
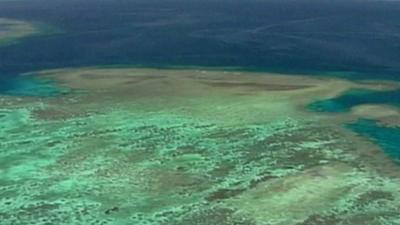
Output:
(1, 0), (400, 80)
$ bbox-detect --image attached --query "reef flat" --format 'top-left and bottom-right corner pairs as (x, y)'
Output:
(0, 18), (38, 46)
(1, 68), (400, 225)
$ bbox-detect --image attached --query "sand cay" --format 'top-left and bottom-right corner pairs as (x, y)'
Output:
(1, 68), (400, 225)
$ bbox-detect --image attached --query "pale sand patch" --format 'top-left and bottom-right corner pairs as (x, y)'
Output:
(32, 67), (396, 125)
(225, 159), (400, 225)
(36, 67), (395, 99)
(0, 18), (38, 46)
(351, 104), (400, 127)
(357, 80), (400, 91)
(226, 163), (355, 225)
(34, 68), (337, 124)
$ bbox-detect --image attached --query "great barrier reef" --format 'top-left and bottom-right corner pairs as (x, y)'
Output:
(0, 1), (400, 225)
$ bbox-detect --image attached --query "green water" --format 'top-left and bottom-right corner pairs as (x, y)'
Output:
(0, 76), (67, 97)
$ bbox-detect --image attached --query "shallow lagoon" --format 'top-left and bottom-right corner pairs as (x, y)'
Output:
(308, 88), (400, 161)
(347, 119), (400, 161)
(309, 89), (400, 113)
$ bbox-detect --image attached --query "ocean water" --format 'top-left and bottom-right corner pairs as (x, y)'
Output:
(1, 0), (400, 80)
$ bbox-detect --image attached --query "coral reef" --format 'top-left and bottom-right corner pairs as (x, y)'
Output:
(1, 68), (400, 225)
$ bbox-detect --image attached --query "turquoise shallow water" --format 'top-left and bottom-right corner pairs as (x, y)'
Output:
(308, 89), (400, 113)
(347, 120), (400, 161)
(0, 76), (66, 96)
(308, 89), (400, 160)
